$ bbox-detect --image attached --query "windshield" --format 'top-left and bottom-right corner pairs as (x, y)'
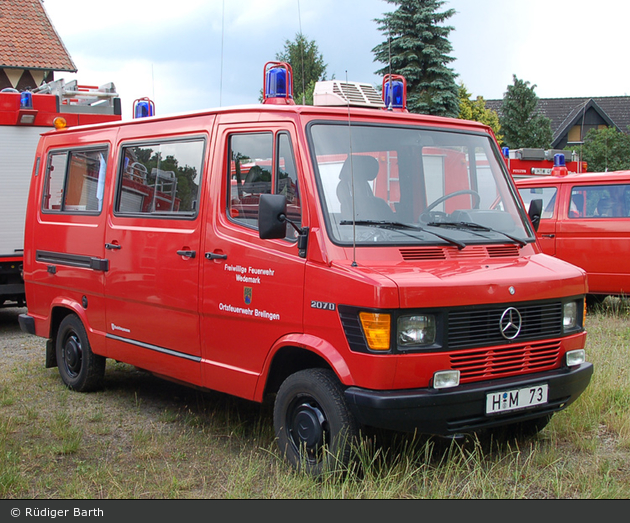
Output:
(309, 122), (533, 247)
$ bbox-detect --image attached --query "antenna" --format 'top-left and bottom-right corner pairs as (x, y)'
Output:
(297, 0), (306, 105)
(220, 0), (225, 106)
(346, 70), (357, 267)
(387, 22), (393, 111)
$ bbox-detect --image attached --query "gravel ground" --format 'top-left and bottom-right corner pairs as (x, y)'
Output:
(0, 307), (44, 366)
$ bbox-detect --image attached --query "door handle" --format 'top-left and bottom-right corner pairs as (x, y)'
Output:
(541, 234), (555, 238)
(105, 243), (122, 250)
(177, 250), (196, 258)
(205, 252), (227, 260)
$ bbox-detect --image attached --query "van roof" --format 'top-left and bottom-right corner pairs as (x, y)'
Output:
(515, 171), (630, 186)
(42, 102), (493, 136)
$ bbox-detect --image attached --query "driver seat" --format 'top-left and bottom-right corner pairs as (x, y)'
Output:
(336, 155), (394, 221)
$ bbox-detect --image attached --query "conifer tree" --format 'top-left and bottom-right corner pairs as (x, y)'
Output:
(373, 0), (459, 117)
(276, 33), (327, 105)
(500, 75), (553, 149)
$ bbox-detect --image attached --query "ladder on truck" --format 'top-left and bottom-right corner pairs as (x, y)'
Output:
(32, 79), (120, 115)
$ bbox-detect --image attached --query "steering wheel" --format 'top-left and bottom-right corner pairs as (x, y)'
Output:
(420, 190), (481, 224)
(425, 190), (481, 213)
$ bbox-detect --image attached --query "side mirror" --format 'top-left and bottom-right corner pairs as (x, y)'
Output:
(259, 194), (288, 239)
(528, 198), (543, 232)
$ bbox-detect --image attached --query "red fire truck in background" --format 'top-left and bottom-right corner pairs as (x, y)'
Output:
(0, 79), (122, 307)
(503, 148), (587, 179)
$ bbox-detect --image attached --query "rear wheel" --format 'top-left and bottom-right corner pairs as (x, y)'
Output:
(56, 314), (105, 392)
(274, 368), (359, 476)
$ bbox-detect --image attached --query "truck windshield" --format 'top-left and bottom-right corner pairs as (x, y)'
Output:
(309, 122), (533, 247)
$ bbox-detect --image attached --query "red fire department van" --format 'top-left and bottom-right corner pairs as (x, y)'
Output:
(0, 79), (121, 307)
(19, 63), (593, 474)
(517, 170), (630, 305)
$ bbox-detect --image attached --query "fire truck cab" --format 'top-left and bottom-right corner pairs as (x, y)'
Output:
(19, 64), (593, 474)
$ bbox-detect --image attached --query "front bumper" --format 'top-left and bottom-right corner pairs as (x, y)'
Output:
(344, 363), (593, 434)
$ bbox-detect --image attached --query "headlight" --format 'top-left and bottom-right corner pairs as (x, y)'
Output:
(397, 314), (436, 347)
(563, 302), (578, 330)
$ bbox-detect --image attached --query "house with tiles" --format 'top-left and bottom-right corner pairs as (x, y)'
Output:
(485, 96), (630, 149)
(0, 0), (76, 92)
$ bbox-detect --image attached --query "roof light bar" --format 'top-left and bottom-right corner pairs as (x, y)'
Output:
(263, 62), (295, 105)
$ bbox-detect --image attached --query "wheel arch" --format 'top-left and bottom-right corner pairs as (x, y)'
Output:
(48, 300), (86, 343)
(255, 333), (353, 403)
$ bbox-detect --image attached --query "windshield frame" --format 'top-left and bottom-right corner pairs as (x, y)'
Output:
(306, 119), (536, 249)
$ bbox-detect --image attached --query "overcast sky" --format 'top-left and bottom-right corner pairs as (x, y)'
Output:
(42, 0), (630, 120)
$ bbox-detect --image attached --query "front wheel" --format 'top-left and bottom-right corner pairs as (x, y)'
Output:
(274, 369), (359, 475)
(492, 413), (553, 441)
(56, 314), (106, 392)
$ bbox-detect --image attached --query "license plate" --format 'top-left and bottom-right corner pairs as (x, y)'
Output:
(486, 384), (548, 414)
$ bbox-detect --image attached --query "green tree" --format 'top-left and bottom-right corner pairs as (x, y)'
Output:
(275, 33), (327, 105)
(500, 75), (553, 149)
(569, 126), (630, 172)
(373, 0), (459, 117)
(459, 84), (502, 142)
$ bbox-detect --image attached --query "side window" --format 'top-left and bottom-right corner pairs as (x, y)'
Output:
(228, 132), (302, 239)
(116, 139), (204, 216)
(42, 148), (108, 213)
(228, 133), (273, 228)
(277, 132), (302, 235)
(571, 185), (630, 218)
(518, 187), (558, 219)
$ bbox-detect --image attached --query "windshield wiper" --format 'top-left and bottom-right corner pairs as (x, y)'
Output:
(426, 221), (528, 248)
(339, 220), (467, 249)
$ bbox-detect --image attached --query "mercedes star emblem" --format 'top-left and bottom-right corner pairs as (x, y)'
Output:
(500, 307), (522, 340)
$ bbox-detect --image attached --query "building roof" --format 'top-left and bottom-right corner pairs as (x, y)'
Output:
(0, 0), (76, 72)
(486, 96), (630, 148)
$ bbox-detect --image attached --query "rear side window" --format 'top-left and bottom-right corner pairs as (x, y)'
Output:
(42, 147), (108, 213)
(570, 184), (630, 218)
(116, 138), (205, 217)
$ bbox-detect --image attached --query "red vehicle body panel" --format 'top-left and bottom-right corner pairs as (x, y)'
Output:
(20, 100), (592, 438)
(517, 171), (630, 297)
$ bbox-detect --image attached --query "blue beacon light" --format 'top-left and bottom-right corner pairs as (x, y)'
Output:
(263, 62), (294, 105)
(382, 74), (407, 111)
(554, 153), (566, 167)
(384, 80), (404, 109)
(20, 91), (33, 109)
(133, 97), (155, 119)
(552, 153), (569, 177)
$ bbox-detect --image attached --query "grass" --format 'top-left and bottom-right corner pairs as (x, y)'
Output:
(1, 304), (629, 499)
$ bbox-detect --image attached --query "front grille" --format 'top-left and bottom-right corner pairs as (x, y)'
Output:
(450, 340), (561, 383)
(400, 244), (520, 261)
(448, 302), (563, 350)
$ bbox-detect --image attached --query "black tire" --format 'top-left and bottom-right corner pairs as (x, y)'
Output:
(496, 414), (553, 441)
(56, 314), (105, 392)
(274, 368), (359, 476)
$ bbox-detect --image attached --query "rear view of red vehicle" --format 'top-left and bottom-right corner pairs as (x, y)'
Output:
(0, 79), (121, 308)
